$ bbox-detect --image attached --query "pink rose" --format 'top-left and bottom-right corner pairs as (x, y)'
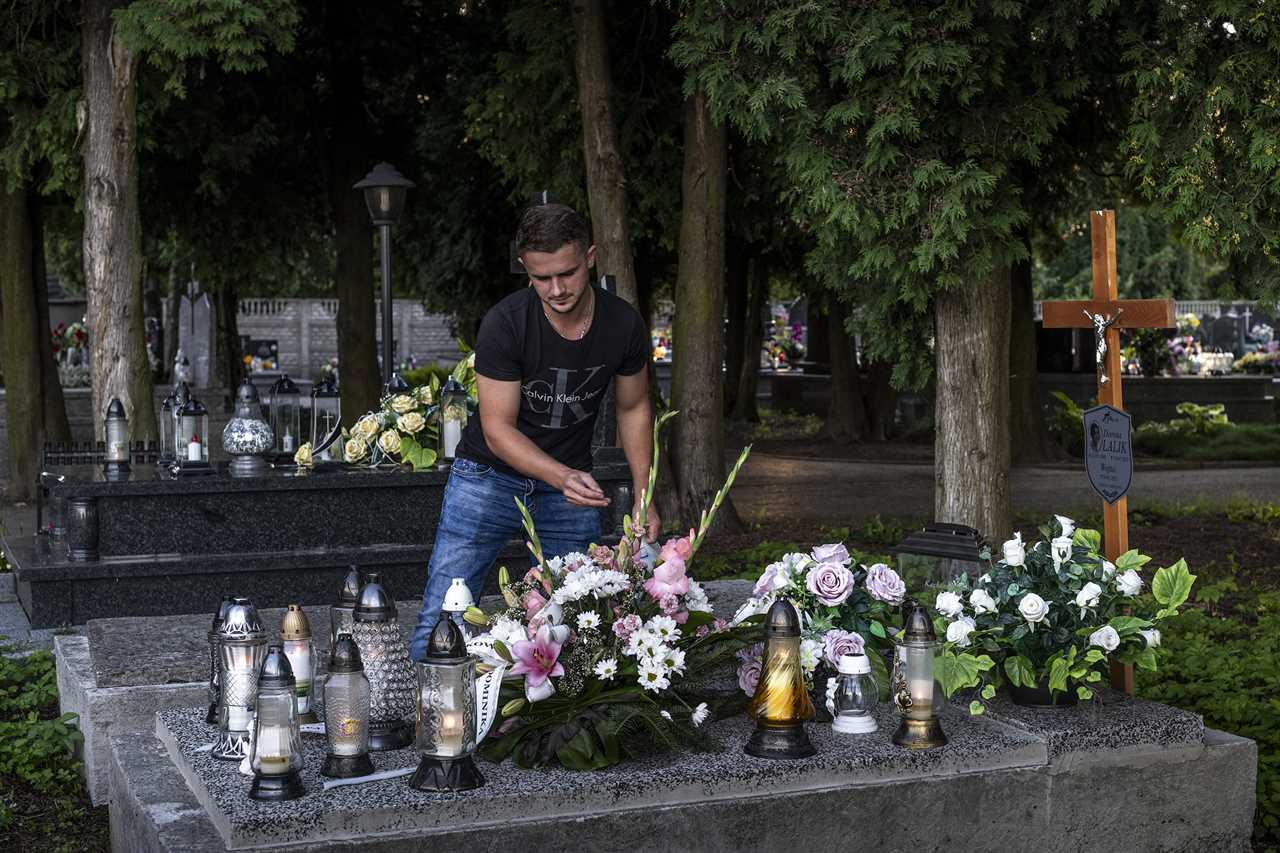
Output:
(821, 629), (866, 667)
(644, 557), (690, 600)
(612, 614), (642, 641)
(806, 561), (855, 606)
(737, 660), (762, 696)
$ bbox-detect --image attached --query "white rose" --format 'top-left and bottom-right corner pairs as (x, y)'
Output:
(1055, 515), (1075, 538)
(978, 573), (992, 585)
(389, 394), (416, 414)
(969, 588), (997, 614)
(1018, 593), (1050, 627)
(1101, 560), (1116, 579)
(1075, 581), (1102, 616)
(1051, 536), (1074, 569)
(945, 616), (977, 648)
(1140, 628), (1161, 648)
(935, 591), (965, 619)
(1116, 569), (1143, 597)
(1001, 533), (1026, 567)
(1089, 625), (1121, 652)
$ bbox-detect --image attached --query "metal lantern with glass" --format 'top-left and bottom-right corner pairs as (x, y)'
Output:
(310, 376), (342, 462)
(330, 566), (362, 648)
(103, 398), (130, 480)
(269, 374), (302, 459)
(830, 653), (879, 734)
(206, 595), (236, 725)
(744, 598), (816, 759)
(350, 573), (416, 750)
(248, 645), (305, 801)
(213, 598), (269, 760)
(896, 522), (987, 591)
(436, 378), (468, 465)
(223, 379), (274, 477)
(168, 382), (189, 463)
(353, 162), (414, 391)
(157, 390), (176, 466)
(321, 632), (375, 779)
(891, 601), (948, 749)
(280, 605), (318, 724)
(409, 616), (484, 792)
(441, 578), (478, 640)
(174, 386), (213, 475)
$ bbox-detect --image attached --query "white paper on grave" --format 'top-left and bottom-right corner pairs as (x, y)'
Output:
(321, 766), (415, 791)
(466, 635), (510, 744)
(300, 722), (325, 735)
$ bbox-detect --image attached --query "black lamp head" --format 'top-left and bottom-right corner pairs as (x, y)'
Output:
(328, 633), (365, 673)
(764, 598), (802, 638)
(257, 644), (296, 691)
(353, 162), (415, 226)
(426, 615), (468, 662)
(353, 573), (397, 622)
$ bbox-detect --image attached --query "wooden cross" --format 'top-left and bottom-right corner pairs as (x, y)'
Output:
(1041, 210), (1174, 694)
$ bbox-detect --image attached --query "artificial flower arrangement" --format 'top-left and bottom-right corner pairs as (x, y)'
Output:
(465, 412), (756, 770)
(304, 353), (477, 471)
(732, 548), (905, 698)
(932, 515), (1196, 712)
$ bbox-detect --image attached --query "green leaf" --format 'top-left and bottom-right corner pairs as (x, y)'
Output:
(1115, 549), (1152, 571)
(1108, 616), (1152, 637)
(1004, 655), (1037, 689)
(1077, 686), (1094, 701)
(397, 433), (438, 471)
(1073, 528), (1102, 553)
(1152, 559), (1195, 610)
(1135, 648), (1158, 672)
(1048, 657), (1070, 694)
(981, 684), (996, 700)
(935, 651), (983, 698)
(868, 621), (887, 639)
(969, 700), (986, 715)
(1084, 649), (1105, 664)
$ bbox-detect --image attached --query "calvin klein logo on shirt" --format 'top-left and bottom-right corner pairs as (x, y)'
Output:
(522, 365), (605, 428)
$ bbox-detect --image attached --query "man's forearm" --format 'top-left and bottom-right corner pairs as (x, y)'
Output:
(482, 422), (571, 487)
(616, 397), (653, 504)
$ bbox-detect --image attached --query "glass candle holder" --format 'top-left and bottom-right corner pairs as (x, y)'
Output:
(206, 596), (235, 725)
(830, 654), (879, 734)
(213, 598), (268, 760)
(322, 633), (374, 778)
(249, 645), (305, 801)
(892, 602), (948, 749)
(744, 598), (816, 759)
(103, 398), (130, 479)
(280, 605), (317, 724)
(409, 616), (484, 792)
(436, 378), (468, 463)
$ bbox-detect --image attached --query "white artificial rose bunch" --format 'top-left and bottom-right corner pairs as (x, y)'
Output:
(1018, 593), (1050, 629)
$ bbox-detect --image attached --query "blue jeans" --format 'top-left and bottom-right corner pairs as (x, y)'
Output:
(409, 457), (602, 660)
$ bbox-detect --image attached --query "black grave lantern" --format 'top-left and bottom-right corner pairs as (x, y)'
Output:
(310, 376), (342, 462)
(269, 374), (302, 460)
(103, 398), (130, 480)
(895, 523), (987, 590)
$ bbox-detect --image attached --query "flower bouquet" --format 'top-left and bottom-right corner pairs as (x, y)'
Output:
(733, 549), (903, 699)
(932, 515), (1196, 712)
(467, 412), (756, 770)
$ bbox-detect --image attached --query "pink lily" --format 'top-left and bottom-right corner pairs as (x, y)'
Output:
(509, 625), (565, 702)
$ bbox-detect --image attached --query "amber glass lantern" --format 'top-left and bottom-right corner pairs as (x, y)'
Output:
(248, 645), (305, 801)
(744, 598), (816, 759)
(322, 633), (375, 779)
(891, 602), (948, 749)
(409, 617), (484, 792)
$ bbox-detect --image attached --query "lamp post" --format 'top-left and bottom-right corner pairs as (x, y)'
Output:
(353, 162), (415, 391)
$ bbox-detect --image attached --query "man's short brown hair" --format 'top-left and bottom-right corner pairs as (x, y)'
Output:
(516, 203), (590, 256)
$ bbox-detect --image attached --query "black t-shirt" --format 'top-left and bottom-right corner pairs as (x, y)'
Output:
(458, 284), (649, 475)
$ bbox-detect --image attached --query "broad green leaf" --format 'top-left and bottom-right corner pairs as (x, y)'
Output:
(1048, 657), (1070, 694)
(1077, 686), (1094, 701)
(1135, 648), (1158, 672)
(1108, 615), (1152, 637)
(981, 684), (996, 700)
(1073, 528), (1102, 553)
(398, 434), (438, 471)
(869, 620), (887, 639)
(1084, 648), (1105, 664)
(1115, 549), (1152, 571)
(969, 700), (986, 715)
(1152, 560), (1195, 610)
(1004, 655), (1037, 688)
(935, 651), (983, 698)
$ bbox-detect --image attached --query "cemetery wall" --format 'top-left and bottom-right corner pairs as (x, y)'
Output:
(1041, 373), (1278, 425)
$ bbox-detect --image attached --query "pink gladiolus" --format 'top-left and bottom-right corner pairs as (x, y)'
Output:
(661, 532), (694, 564)
(644, 557), (690, 600)
(509, 625), (565, 690)
(521, 589), (547, 619)
(524, 566), (552, 594)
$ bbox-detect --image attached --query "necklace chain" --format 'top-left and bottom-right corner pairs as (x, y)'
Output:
(544, 287), (594, 341)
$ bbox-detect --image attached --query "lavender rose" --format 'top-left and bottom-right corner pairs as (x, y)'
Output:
(811, 542), (852, 566)
(737, 660), (762, 696)
(806, 561), (855, 606)
(821, 629), (866, 667)
(864, 563), (906, 606)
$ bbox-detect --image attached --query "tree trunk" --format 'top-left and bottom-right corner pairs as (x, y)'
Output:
(570, 0), (639, 308)
(162, 264), (179, 381)
(804, 298), (828, 368)
(82, 0), (157, 441)
(325, 5), (379, 425)
(723, 237), (749, 414)
(1009, 241), (1058, 464)
(214, 283), (243, 407)
(863, 358), (897, 442)
(670, 90), (740, 531)
(1, 184), (43, 501)
(731, 255), (767, 423)
(821, 298), (868, 442)
(30, 192), (71, 442)
(934, 269), (1012, 541)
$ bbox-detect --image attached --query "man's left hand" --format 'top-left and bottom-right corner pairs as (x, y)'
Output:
(633, 500), (661, 543)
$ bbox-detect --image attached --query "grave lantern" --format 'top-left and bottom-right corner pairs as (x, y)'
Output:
(350, 573), (416, 750)
(175, 390), (212, 474)
(744, 598), (816, 759)
(170, 382), (190, 462)
(436, 378), (468, 464)
(214, 598), (268, 760)
(206, 595), (236, 725)
(830, 654), (879, 735)
(891, 601), (947, 750)
(248, 644), (305, 801)
(157, 391), (176, 466)
(353, 162), (414, 390)
(269, 374), (302, 458)
(330, 566), (363, 648)
(321, 632), (375, 779)
(310, 376), (342, 461)
(280, 605), (318, 724)
(441, 578), (478, 640)
(409, 616), (484, 792)
(103, 398), (130, 480)
(896, 522), (987, 590)
(222, 379), (274, 477)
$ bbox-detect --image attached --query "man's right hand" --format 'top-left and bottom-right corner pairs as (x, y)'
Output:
(560, 469), (610, 508)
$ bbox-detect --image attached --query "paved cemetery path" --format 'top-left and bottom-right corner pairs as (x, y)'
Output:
(733, 453), (1280, 525)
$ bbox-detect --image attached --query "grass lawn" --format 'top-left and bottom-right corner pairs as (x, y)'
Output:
(1135, 422), (1280, 463)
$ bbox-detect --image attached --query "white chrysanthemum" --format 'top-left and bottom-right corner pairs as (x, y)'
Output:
(645, 615), (679, 640)
(684, 579), (712, 613)
(625, 629), (667, 663)
(561, 551), (593, 572)
(658, 647), (686, 676)
(637, 662), (671, 693)
(800, 638), (822, 675)
(576, 611), (601, 631)
(488, 616), (526, 649)
(691, 702), (710, 727)
(593, 658), (618, 680)
(550, 566), (631, 606)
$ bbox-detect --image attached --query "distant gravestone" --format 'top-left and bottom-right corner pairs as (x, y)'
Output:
(1209, 313), (1244, 355)
(178, 294), (215, 387)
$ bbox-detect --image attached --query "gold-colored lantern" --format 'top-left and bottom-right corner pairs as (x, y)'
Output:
(744, 598), (816, 759)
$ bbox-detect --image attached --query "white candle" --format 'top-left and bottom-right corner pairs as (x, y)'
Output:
(282, 432), (294, 452)
(442, 420), (462, 459)
(438, 711), (464, 756)
(187, 437), (201, 461)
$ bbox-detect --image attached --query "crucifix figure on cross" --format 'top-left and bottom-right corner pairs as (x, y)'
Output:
(1041, 209), (1175, 694)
